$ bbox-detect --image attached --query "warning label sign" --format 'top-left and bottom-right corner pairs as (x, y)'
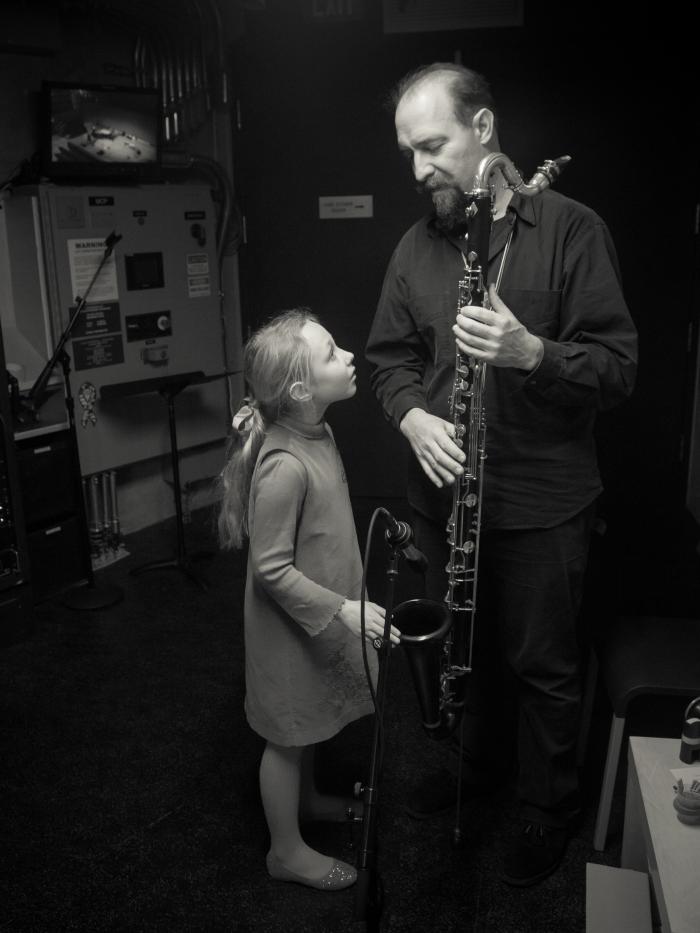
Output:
(73, 335), (125, 371)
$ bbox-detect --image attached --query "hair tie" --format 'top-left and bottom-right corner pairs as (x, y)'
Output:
(232, 397), (257, 437)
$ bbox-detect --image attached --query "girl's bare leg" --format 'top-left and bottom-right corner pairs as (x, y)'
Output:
(259, 741), (335, 877)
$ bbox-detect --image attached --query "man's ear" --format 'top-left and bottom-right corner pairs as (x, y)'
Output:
(289, 381), (311, 402)
(472, 107), (495, 146)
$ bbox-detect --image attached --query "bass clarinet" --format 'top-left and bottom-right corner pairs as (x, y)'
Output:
(396, 152), (571, 740)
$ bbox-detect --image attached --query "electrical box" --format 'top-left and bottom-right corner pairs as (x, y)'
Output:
(0, 183), (229, 475)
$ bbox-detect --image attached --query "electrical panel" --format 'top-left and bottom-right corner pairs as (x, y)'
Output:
(1, 184), (229, 475)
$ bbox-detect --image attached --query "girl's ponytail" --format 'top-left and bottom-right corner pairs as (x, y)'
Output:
(218, 403), (266, 550)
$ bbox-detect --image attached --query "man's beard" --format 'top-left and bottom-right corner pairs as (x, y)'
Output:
(422, 183), (469, 235)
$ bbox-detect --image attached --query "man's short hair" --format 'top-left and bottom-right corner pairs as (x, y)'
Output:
(391, 62), (497, 129)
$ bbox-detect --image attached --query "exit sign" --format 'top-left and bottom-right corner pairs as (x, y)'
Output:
(303, 0), (365, 22)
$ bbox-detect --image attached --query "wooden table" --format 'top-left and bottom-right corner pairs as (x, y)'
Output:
(622, 736), (700, 933)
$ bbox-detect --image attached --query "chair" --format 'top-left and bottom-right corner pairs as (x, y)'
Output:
(579, 615), (700, 851)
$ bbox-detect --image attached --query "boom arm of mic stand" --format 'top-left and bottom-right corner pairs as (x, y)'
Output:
(27, 296), (89, 413)
(26, 232), (121, 414)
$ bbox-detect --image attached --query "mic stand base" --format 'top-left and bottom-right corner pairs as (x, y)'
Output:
(60, 581), (124, 611)
(130, 553), (211, 592)
(354, 868), (384, 932)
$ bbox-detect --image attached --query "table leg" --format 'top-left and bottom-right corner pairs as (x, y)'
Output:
(621, 743), (646, 872)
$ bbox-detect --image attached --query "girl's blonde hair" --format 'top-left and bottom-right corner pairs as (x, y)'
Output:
(218, 307), (318, 549)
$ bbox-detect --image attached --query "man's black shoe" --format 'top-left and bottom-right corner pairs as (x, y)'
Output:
(500, 821), (569, 887)
(405, 767), (491, 820)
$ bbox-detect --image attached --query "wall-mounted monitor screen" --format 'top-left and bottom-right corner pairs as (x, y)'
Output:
(42, 82), (162, 182)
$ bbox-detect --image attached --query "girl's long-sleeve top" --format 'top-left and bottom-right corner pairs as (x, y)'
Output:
(243, 419), (376, 746)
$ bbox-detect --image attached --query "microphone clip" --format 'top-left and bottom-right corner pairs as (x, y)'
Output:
(379, 508), (428, 573)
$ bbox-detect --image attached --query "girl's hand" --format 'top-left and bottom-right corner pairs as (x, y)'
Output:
(337, 600), (401, 646)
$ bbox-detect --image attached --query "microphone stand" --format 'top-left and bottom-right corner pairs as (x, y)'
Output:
(354, 522), (408, 932)
(23, 231), (123, 610)
(25, 231), (122, 417)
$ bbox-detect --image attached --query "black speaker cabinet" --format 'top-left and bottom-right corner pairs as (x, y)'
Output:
(15, 426), (92, 603)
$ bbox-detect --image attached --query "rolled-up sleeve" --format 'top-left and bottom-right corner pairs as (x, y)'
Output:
(249, 452), (345, 636)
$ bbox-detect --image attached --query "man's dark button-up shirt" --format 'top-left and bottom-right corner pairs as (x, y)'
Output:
(366, 189), (638, 529)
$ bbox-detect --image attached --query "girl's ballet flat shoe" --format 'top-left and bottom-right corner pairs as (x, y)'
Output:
(266, 852), (357, 890)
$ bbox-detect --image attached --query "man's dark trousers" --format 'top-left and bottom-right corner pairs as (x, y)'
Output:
(412, 503), (595, 829)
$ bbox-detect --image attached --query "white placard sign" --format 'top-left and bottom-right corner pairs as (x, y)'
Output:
(319, 195), (373, 219)
(67, 238), (119, 304)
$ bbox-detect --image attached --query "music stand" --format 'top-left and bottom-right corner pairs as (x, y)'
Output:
(100, 370), (226, 591)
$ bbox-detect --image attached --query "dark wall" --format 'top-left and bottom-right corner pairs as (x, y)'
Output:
(232, 4), (696, 554)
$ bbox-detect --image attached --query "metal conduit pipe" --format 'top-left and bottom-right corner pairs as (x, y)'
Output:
(133, 35), (143, 88)
(163, 37), (177, 141)
(151, 38), (169, 142)
(174, 41), (185, 138)
(191, 0), (211, 114)
(161, 152), (234, 264)
(200, 0), (228, 106)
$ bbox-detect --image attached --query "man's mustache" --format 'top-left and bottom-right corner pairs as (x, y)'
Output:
(416, 180), (447, 195)
(416, 180), (464, 199)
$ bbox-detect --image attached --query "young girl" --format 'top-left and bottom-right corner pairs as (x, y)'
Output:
(219, 308), (401, 892)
